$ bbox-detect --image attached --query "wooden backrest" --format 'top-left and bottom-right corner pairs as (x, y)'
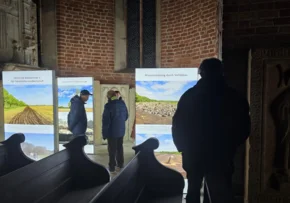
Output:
(92, 138), (185, 203)
(0, 133), (34, 176)
(0, 149), (71, 202)
(0, 136), (110, 203)
(0, 143), (6, 174)
(92, 153), (144, 203)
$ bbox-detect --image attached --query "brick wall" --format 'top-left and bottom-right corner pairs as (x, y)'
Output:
(56, 0), (135, 86)
(56, 0), (220, 86)
(161, 0), (219, 67)
(223, 0), (290, 49)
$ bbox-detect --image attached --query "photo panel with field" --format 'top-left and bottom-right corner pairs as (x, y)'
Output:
(135, 125), (185, 177)
(2, 70), (56, 160)
(57, 77), (94, 154)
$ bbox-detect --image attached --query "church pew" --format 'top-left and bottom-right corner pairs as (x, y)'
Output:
(0, 136), (110, 203)
(0, 133), (34, 177)
(92, 137), (185, 203)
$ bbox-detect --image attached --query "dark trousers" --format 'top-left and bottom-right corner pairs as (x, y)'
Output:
(183, 154), (234, 203)
(107, 137), (124, 170)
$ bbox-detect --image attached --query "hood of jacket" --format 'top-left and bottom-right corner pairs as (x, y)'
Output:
(69, 95), (84, 107)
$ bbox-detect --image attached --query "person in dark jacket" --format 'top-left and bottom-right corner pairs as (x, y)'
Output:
(172, 58), (251, 203)
(102, 90), (128, 173)
(67, 89), (92, 140)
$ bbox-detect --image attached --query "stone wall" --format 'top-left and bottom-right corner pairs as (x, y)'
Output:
(56, 0), (220, 86)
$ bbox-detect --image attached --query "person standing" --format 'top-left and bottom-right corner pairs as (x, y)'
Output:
(172, 58), (251, 203)
(115, 90), (123, 100)
(102, 90), (128, 173)
(67, 89), (92, 140)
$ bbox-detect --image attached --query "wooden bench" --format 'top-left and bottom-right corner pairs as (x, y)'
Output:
(0, 136), (110, 203)
(0, 133), (34, 177)
(92, 137), (185, 203)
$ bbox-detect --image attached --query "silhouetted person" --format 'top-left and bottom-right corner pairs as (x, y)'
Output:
(67, 89), (92, 140)
(172, 58), (251, 203)
(102, 90), (128, 173)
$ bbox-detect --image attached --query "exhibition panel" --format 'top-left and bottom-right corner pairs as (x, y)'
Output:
(135, 68), (199, 177)
(57, 77), (94, 154)
(2, 71), (56, 160)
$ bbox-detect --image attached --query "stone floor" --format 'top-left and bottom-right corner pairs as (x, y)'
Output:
(88, 140), (135, 170)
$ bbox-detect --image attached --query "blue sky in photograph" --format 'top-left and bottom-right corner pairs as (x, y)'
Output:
(4, 85), (53, 105)
(136, 80), (197, 101)
(5, 132), (54, 151)
(58, 85), (93, 108)
(136, 133), (177, 152)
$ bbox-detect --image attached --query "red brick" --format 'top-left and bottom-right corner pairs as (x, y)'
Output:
(276, 2), (290, 9)
(57, 0), (219, 84)
(239, 5), (251, 12)
(251, 19), (274, 27)
(239, 21), (250, 29)
(251, 2), (274, 10)
(251, 0), (274, 3)
(274, 17), (290, 25)
(57, 0), (135, 86)
(223, 0), (290, 48)
(161, 0), (219, 67)
(257, 10), (279, 19)
(280, 9), (290, 17)
(233, 28), (256, 35)
(256, 27), (278, 34)
(224, 5), (239, 13)
(279, 26), (290, 33)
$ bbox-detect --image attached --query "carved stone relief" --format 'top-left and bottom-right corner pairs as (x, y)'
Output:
(270, 66), (290, 192)
(100, 84), (130, 144)
(0, 0), (38, 66)
(249, 48), (290, 203)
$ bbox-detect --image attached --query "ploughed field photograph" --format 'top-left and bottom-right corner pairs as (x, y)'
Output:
(3, 86), (53, 125)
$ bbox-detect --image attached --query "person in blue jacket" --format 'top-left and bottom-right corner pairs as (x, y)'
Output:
(102, 90), (128, 173)
(67, 89), (92, 140)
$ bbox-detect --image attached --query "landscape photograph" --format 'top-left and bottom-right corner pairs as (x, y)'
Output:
(58, 85), (94, 144)
(136, 133), (185, 177)
(5, 132), (54, 160)
(135, 81), (197, 125)
(3, 85), (53, 125)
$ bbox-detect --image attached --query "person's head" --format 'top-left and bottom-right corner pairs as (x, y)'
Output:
(115, 91), (121, 99)
(198, 58), (224, 79)
(80, 89), (92, 102)
(107, 90), (117, 100)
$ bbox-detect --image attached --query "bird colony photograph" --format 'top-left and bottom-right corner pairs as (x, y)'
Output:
(135, 81), (197, 125)
(58, 85), (94, 145)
